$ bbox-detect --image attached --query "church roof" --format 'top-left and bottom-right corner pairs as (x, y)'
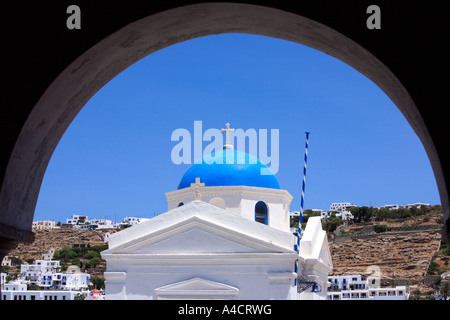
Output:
(103, 201), (296, 254)
(177, 149), (280, 190)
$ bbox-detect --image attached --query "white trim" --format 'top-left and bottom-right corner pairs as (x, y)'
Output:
(155, 277), (239, 300)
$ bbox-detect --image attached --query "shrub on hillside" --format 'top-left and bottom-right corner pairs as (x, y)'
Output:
(374, 224), (391, 233)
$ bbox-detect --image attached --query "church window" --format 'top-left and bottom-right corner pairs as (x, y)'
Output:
(255, 201), (268, 225)
(177, 202), (184, 207)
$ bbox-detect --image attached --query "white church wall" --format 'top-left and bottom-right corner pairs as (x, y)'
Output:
(166, 185), (292, 232)
(103, 272), (126, 299)
(102, 201), (300, 300)
(238, 198), (256, 221)
(238, 199), (288, 232)
(104, 253), (298, 300)
(268, 202), (290, 232)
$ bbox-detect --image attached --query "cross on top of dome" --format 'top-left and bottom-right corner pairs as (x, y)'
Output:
(220, 122), (235, 150)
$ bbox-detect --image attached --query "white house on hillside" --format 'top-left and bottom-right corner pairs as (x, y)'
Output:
(330, 202), (355, 212)
(327, 274), (408, 300)
(66, 214), (88, 225)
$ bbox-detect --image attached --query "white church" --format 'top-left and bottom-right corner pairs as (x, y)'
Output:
(101, 124), (332, 299)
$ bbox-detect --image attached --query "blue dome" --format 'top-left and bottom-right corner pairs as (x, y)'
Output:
(177, 149), (280, 190)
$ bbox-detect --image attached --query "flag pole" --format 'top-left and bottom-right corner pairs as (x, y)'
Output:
(299, 131), (310, 241)
(295, 132), (310, 286)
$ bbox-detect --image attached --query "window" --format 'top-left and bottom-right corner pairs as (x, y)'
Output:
(255, 201), (268, 225)
(177, 202), (184, 207)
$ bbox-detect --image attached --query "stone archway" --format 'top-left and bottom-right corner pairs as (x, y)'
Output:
(0, 3), (448, 259)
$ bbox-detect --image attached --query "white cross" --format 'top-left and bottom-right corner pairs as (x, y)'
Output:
(191, 177), (205, 201)
(220, 122), (235, 150)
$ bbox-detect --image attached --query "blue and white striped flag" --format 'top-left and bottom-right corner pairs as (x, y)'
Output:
(295, 132), (310, 284)
(298, 132), (310, 247)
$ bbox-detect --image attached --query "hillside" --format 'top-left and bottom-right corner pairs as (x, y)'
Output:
(10, 228), (117, 261)
(330, 230), (442, 285)
(328, 213), (448, 297)
(6, 217), (447, 297)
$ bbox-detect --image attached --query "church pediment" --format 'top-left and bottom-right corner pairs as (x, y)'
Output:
(104, 215), (294, 255)
(155, 277), (239, 299)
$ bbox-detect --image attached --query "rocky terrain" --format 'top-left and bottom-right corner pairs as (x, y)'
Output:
(329, 230), (442, 287)
(9, 228), (118, 262)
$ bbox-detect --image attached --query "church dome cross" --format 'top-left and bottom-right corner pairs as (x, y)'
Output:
(220, 122), (235, 150)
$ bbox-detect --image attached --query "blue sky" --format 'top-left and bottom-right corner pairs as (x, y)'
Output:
(33, 33), (440, 223)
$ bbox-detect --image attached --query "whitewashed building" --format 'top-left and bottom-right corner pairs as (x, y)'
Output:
(39, 272), (90, 291)
(21, 260), (61, 278)
(380, 204), (399, 210)
(336, 211), (353, 220)
(19, 260), (90, 291)
(66, 214), (88, 225)
(41, 248), (55, 260)
(32, 220), (56, 230)
(102, 134), (332, 300)
(1, 287), (79, 300)
(330, 202), (355, 212)
(4, 280), (27, 292)
(321, 211), (331, 219)
(1, 256), (11, 267)
(1, 273), (6, 289)
(123, 217), (150, 226)
(399, 202), (430, 209)
(327, 274), (408, 300)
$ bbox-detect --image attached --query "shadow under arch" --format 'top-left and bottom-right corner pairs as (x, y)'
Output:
(0, 3), (447, 252)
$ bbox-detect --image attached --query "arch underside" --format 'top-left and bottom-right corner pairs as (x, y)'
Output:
(0, 3), (447, 249)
